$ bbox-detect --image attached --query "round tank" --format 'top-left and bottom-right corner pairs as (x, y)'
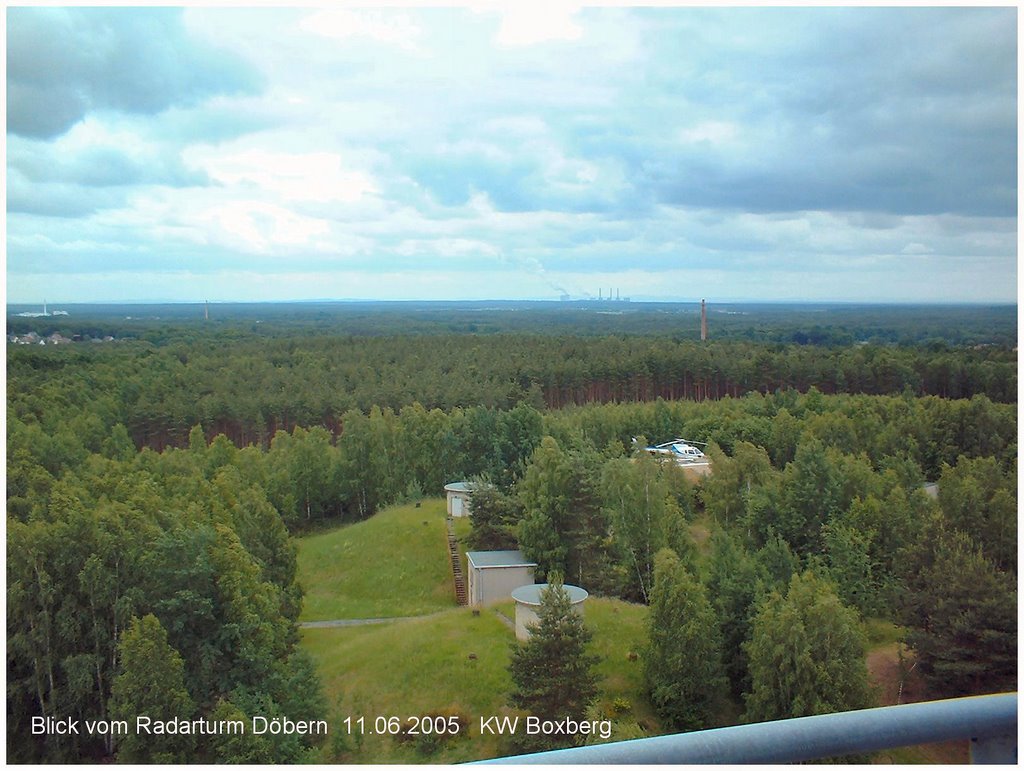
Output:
(510, 583), (588, 641)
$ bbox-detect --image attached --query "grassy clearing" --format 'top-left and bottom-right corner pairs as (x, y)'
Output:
(301, 595), (661, 762)
(302, 607), (517, 763)
(296, 499), (454, 620)
(584, 597), (660, 732)
(864, 617), (902, 648)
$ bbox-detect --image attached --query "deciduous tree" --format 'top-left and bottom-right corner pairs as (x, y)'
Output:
(110, 614), (195, 763)
(644, 549), (726, 729)
(744, 571), (870, 722)
(600, 450), (692, 603)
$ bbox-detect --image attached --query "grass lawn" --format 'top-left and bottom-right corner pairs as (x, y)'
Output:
(300, 594), (661, 763)
(584, 597), (662, 734)
(302, 607), (517, 763)
(296, 498), (455, 621)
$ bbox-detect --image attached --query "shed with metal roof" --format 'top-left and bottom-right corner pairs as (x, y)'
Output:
(466, 550), (537, 607)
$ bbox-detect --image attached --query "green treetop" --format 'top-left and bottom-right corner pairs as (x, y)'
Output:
(744, 571), (870, 722)
(507, 577), (600, 751)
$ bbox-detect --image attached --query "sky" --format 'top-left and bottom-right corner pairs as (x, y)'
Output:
(5, 5), (1019, 304)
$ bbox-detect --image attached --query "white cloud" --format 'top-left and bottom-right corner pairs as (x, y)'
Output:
(901, 242), (934, 255)
(494, 5), (583, 47)
(394, 237), (501, 259)
(200, 200), (331, 254)
(298, 9), (420, 51)
(678, 121), (740, 145)
(191, 148), (378, 205)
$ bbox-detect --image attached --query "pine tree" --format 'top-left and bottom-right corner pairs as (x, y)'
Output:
(900, 526), (1016, 696)
(644, 548), (726, 729)
(517, 437), (575, 579)
(518, 437), (612, 586)
(507, 578), (600, 750)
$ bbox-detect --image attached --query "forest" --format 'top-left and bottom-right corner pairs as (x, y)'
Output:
(6, 301), (1017, 762)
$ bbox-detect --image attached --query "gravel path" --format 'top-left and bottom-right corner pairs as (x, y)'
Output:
(493, 610), (515, 632)
(299, 616), (418, 628)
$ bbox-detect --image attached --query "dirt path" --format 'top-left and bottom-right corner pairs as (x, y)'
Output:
(300, 616), (418, 628)
(866, 642), (969, 764)
(492, 609), (515, 632)
(300, 608), (460, 628)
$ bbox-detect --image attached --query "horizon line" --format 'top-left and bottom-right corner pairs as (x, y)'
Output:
(5, 298), (1018, 308)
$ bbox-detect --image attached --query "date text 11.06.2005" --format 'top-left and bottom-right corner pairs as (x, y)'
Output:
(342, 715), (462, 736)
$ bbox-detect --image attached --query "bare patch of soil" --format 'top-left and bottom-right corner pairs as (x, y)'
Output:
(866, 643), (968, 764)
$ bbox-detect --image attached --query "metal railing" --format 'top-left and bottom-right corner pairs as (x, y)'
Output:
(476, 693), (1017, 765)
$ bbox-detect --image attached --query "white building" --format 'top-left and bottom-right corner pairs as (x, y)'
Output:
(444, 481), (477, 517)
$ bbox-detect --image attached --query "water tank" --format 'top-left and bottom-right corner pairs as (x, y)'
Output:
(510, 583), (588, 641)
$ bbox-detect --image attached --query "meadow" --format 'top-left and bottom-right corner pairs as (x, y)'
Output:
(295, 498), (966, 763)
(296, 497), (658, 762)
(297, 499), (454, 620)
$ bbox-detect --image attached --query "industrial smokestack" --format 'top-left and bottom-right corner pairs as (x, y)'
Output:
(701, 299), (707, 341)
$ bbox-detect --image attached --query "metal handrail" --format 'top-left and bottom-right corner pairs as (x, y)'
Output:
(475, 692), (1017, 764)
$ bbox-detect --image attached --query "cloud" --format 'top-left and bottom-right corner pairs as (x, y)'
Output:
(5, 7), (1016, 303)
(678, 121), (741, 146)
(901, 243), (934, 255)
(298, 9), (421, 51)
(192, 148), (377, 205)
(494, 5), (583, 47)
(6, 174), (128, 218)
(9, 119), (209, 189)
(7, 7), (262, 138)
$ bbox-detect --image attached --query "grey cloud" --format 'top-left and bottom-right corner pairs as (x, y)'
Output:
(395, 137), (640, 216)
(6, 81), (89, 138)
(7, 176), (128, 218)
(7, 7), (262, 139)
(10, 140), (209, 190)
(547, 7), (1016, 219)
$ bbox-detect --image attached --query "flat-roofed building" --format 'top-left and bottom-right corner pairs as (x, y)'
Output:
(466, 550), (536, 606)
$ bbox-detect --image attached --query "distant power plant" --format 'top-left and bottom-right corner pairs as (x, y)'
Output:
(560, 288), (631, 302)
(16, 300), (68, 318)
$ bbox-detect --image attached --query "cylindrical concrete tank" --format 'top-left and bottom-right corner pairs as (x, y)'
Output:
(510, 583), (589, 641)
(444, 481), (476, 517)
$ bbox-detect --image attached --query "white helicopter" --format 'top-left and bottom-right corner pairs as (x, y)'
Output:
(633, 437), (710, 466)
